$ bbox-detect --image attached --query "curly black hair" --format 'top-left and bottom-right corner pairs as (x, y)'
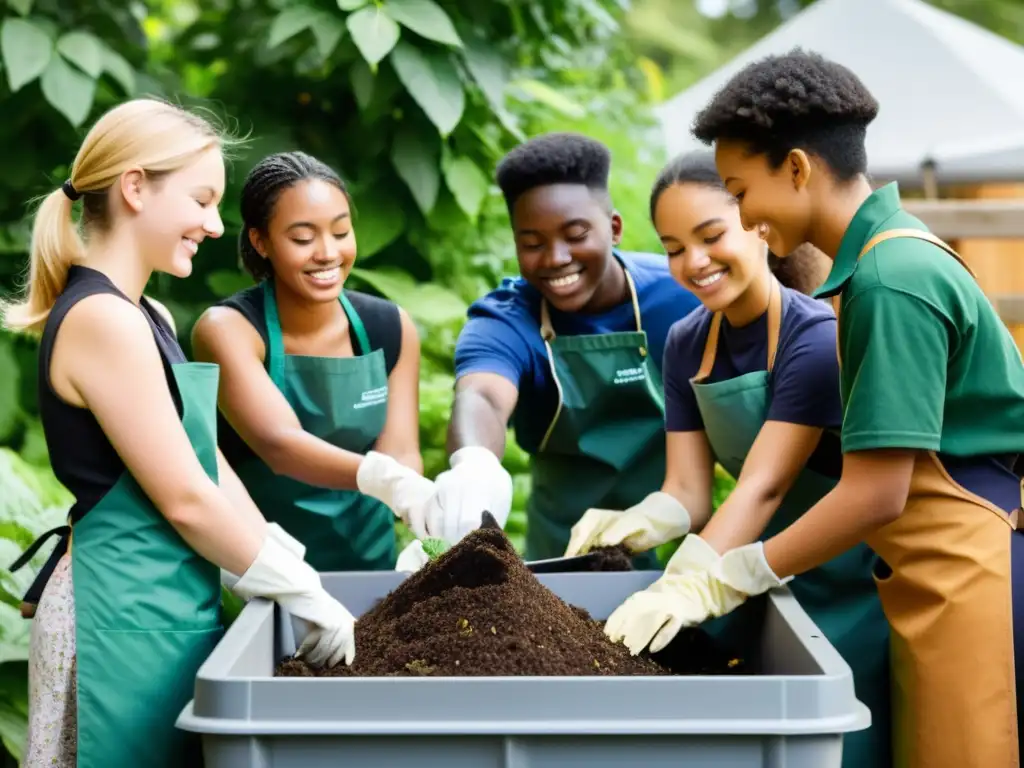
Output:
(495, 132), (611, 212)
(238, 151), (349, 281)
(692, 49), (879, 181)
(649, 150), (829, 295)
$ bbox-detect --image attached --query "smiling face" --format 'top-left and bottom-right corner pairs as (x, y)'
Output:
(249, 178), (356, 303)
(511, 183), (623, 313)
(132, 146), (226, 278)
(652, 181), (769, 315)
(713, 139), (814, 259)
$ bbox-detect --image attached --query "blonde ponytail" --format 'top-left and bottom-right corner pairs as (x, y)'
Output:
(2, 186), (85, 334)
(1, 97), (236, 336)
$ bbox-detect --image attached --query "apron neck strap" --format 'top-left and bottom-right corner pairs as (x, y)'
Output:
(693, 277), (782, 383)
(831, 228), (976, 368)
(262, 280), (373, 389)
(540, 263), (642, 342)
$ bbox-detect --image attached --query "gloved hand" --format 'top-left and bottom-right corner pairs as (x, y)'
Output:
(221, 522), (307, 592)
(564, 492), (691, 557)
(230, 534), (356, 667)
(423, 447), (514, 544)
(604, 538), (788, 655)
(395, 540), (430, 573)
(356, 451), (435, 539)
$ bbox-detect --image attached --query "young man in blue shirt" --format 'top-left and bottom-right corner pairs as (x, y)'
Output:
(422, 132), (701, 561)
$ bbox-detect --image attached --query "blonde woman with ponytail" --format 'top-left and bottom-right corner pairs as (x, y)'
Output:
(4, 99), (360, 768)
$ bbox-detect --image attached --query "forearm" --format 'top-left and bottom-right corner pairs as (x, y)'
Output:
(164, 480), (265, 575)
(217, 449), (270, 532)
(698, 481), (782, 554)
(446, 389), (508, 458)
(660, 478), (712, 533)
(762, 481), (896, 578)
(257, 429), (364, 489)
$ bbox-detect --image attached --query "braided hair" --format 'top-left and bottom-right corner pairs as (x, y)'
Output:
(238, 151), (349, 281)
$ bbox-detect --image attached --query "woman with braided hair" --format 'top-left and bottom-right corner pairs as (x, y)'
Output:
(192, 151), (432, 572)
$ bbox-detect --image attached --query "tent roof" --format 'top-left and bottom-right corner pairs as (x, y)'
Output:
(654, 0), (1024, 188)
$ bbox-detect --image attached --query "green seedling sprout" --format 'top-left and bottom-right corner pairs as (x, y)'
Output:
(422, 537), (451, 561)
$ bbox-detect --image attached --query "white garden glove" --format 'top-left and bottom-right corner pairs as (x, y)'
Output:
(395, 540), (431, 573)
(221, 522), (307, 592)
(564, 492), (691, 557)
(604, 538), (788, 655)
(230, 534), (356, 667)
(356, 451), (435, 539)
(423, 446), (514, 544)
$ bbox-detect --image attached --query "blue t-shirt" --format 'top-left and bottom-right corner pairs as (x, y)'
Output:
(454, 250), (701, 454)
(662, 285), (843, 477)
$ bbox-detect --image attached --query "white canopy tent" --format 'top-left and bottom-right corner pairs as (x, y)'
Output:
(654, 0), (1024, 190)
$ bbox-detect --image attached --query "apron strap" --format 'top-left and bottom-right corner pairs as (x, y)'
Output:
(8, 525), (70, 572)
(339, 292), (372, 355)
(262, 281), (374, 390)
(536, 263), (644, 453)
(540, 264), (644, 345)
(262, 279), (287, 390)
(693, 277), (782, 383)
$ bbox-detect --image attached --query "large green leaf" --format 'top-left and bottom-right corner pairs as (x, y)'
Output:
(0, 337), (20, 444)
(337, 0), (367, 9)
(267, 5), (321, 48)
(384, 0), (462, 47)
(40, 53), (96, 127)
(0, 660), (28, 763)
(347, 6), (401, 70)
(348, 266), (467, 325)
(462, 35), (508, 111)
(311, 15), (346, 58)
(511, 78), (585, 118)
(350, 60), (374, 110)
(391, 127), (439, 215)
(390, 42), (464, 137)
(56, 30), (102, 77)
(444, 156), (489, 219)
(352, 192), (405, 258)
(1, 17), (52, 91)
(6, 0), (33, 15)
(99, 42), (135, 95)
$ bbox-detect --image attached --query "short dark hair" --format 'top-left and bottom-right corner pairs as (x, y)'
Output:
(648, 150), (826, 296)
(495, 132), (612, 212)
(692, 49), (879, 181)
(238, 151), (349, 281)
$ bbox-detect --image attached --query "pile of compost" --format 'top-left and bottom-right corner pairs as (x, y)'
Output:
(276, 517), (745, 679)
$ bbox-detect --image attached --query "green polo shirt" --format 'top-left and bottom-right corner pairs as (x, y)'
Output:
(813, 182), (1024, 457)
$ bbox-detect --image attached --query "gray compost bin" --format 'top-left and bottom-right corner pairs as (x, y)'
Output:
(177, 571), (869, 768)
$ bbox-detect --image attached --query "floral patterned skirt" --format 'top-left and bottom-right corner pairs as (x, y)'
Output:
(24, 553), (77, 767)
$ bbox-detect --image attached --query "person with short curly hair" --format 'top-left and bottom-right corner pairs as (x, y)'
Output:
(620, 48), (1024, 767)
(421, 132), (701, 561)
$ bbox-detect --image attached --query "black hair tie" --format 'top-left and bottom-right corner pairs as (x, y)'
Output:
(61, 179), (81, 201)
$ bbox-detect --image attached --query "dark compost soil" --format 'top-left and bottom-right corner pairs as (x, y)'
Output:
(276, 516), (746, 678)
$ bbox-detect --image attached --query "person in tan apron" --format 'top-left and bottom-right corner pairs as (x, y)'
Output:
(636, 49), (1024, 768)
(191, 151), (434, 572)
(594, 151), (891, 768)
(6, 99), (361, 768)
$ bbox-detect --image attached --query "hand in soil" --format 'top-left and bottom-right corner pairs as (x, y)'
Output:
(275, 525), (744, 679)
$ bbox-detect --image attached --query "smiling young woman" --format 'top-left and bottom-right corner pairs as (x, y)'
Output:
(419, 132), (702, 560)
(591, 150), (891, 768)
(191, 151), (435, 572)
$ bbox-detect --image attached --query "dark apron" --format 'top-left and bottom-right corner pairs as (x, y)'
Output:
(525, 262), (665, 568)
(690, 278), (891, 768)
(232, 279), (396, 572)
(73, 361), (223, 766)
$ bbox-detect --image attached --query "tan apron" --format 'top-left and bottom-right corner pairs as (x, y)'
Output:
(832, 228), (1020, 768)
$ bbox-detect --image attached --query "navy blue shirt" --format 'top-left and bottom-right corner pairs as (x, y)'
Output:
(454, 250), (701, 454)
(663, 285), (843, 477)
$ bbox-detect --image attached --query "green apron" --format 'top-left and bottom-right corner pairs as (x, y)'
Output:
(525, 263), (665, 567)
(232, 279), (396, 572)
(689, 279), (892, 768)
(72, 361), (223, 767)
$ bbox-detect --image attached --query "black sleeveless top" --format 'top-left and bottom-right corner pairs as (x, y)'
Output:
(21, 266), (186, 605)
(215, 283), (402, 468)
(39, 266), (186, 525)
